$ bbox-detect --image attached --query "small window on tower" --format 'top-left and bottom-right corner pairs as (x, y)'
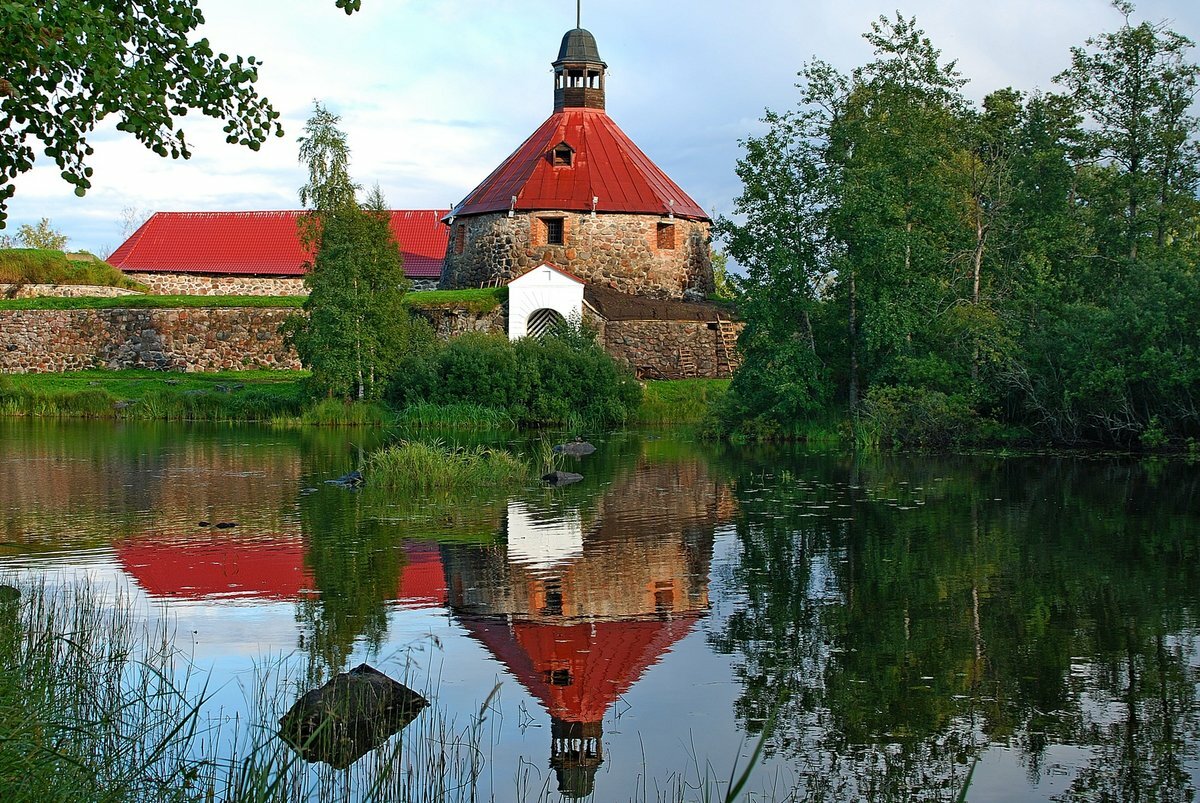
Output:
(552, 143), (574, 167)
(544, 217), (565, 246)
(657, 222), (676, 250)
(454, 224), (465, 255)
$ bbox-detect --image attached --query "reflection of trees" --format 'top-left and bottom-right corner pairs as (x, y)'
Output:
(295, 486), (406, 683)
(712, 453), (1200, 800)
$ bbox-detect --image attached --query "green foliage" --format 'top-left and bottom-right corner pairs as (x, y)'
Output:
(13, 218), (68, 250)
(388, 327), (641, 427)
(0, 249), (144, 289)
(862, 385), (986, 448)
(286, 106), (429, 401)
(718, 8), (1200, 447)
(0, 1), (362, 226)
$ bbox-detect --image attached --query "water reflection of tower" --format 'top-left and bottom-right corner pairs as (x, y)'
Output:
(442, 458), (734, 799)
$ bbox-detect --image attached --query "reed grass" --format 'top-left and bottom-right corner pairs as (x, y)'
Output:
(635, 379), (731, 426)
(364, 439), (531, 493)
(393, 401), (515, 430)
(0, 579), (788, 802)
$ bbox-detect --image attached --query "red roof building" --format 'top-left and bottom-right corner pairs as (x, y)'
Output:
(449, 108), (707, 220)
(110, 210), (449, 280)
(440, 28), (715, 299)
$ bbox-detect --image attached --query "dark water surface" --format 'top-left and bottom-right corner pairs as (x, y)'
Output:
(1, 419), (1197, 801)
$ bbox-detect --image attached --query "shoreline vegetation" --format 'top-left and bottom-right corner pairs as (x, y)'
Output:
(0, 370), (725, 429)
(2, 370), (1197, 455)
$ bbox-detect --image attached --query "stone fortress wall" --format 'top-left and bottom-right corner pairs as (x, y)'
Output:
(1, 302), (738, 379)
(441, 212), (712, 300)
(0, 308), (300, 373)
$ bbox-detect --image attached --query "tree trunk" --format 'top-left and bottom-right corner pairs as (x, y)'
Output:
(848, 268), (859, 415)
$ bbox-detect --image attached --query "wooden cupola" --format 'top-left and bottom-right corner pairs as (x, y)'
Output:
(553, 28), (606, 111)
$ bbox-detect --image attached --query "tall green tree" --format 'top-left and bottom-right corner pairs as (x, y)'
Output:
(285, 104), (417, 401)
(1056, 0), (1200, 263)
(0, 0), (363, 227)
(715, 61), (846, 428)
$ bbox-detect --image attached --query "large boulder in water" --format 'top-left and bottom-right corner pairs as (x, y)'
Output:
(278, 663), (428, 769)
(552, 440), (596, 457)
(543, 470), (584, 487)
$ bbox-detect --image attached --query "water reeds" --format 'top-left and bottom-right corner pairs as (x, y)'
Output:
(0, 579), (789, 802)
(392, 401), (515, 430)
(363, 439), (531, 493)
(635, 379), (730, 426)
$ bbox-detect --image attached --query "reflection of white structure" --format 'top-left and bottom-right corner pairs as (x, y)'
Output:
(504, 500), (583, 572)
(507, 263), (585, 340)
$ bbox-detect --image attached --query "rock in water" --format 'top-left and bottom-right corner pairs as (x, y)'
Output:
(543, 470), (584, 486)
(325, 470), (364, 488)
(278, 663), (429, 769)
(552, 440), (596, 457)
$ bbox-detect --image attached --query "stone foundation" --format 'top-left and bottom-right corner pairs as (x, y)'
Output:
(0, 308), (300, 373)
(0, 283), (144, 299)
(597, 318), (743, 380)
(441, 211), (712, 299)
(130, 273), (308, 296)
(127, 273), (438, 296)
(412, 306), (507, 339)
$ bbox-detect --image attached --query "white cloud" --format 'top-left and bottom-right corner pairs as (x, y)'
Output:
(4, 0), (1197, 254)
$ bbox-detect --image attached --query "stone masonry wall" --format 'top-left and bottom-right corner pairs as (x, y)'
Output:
(1, 303), (738, 379)
(0, 283), (143, 299)
(129, 273), (439, 296)
(600, 319), (744, 380)
(441, 211), (713, 300)
(0, 308), (300, 373)
(131, 273), (308, 296)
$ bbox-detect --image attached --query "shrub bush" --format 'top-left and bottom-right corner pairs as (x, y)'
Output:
(387, 325), (640, 427)
(863, 385), (986, 448)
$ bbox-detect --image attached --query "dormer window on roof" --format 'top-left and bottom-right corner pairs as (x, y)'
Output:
(552, 142), (575, 167)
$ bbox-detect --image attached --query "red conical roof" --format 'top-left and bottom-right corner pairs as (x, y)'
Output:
(461, 615), (700, 724)
(450, 109), (708, 221)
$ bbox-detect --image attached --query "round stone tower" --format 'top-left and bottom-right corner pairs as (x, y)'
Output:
(440, 27), (713, 300)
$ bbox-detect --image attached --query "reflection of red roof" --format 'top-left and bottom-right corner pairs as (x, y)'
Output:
(109, 210), (449, 278)
(451, 109), (707, 221)
(116, 537), (447, 605)
(462, 615), (699, 723)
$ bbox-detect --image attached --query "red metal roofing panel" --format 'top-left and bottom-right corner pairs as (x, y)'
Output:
(109, 210), (449, 279)
(451, 109), (708, 221)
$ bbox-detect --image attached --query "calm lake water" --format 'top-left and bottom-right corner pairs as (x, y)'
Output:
(0, 419), (1197, 801)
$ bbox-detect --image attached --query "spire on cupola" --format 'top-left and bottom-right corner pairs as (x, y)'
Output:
(553, 1), (606, 111)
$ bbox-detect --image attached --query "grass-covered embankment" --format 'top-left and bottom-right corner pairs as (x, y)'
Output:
(634, 379), (730, 425)
(0, 369), (732, 429)
(0, 249), (146, 290)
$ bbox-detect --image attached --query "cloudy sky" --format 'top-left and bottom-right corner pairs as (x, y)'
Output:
(4, 0), (1198, 256)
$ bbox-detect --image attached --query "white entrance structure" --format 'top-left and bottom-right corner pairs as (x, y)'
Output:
(506, 263), (585, 340)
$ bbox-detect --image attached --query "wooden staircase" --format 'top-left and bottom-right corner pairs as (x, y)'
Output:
(715, 317), (741, 375)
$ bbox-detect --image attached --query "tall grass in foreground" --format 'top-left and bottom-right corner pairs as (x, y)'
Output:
(364, 439), (531, 492)
(0, 580), (788, 802)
